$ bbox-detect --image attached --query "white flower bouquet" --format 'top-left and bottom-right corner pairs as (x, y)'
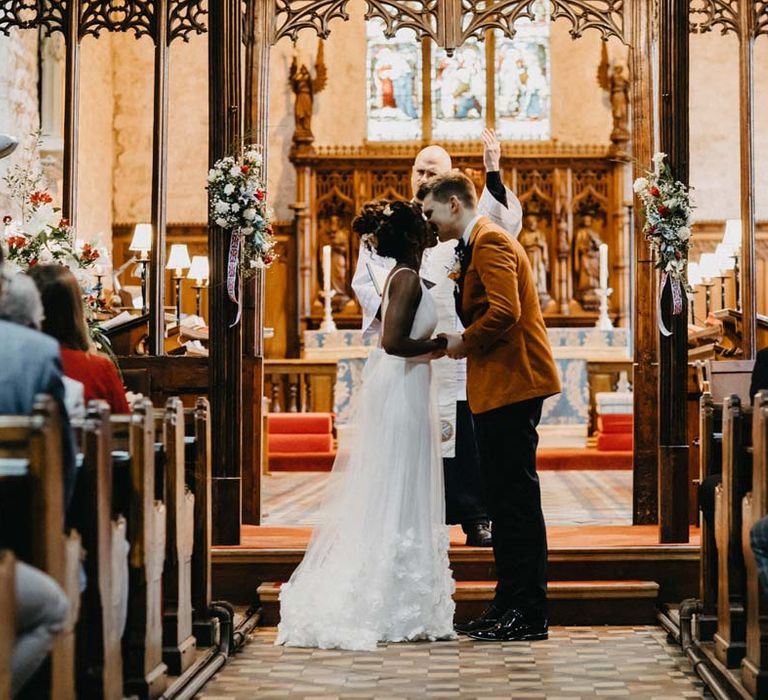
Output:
(633, 152), (694, 284)
(206, 146), (276, 273)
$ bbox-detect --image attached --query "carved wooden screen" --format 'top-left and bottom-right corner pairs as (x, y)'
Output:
(282, 143), (626, 356)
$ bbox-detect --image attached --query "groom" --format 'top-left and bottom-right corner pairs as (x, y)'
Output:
(419, 172), (560, 642)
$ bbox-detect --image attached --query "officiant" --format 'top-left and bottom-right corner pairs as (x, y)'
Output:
(351, 129), (523, 547)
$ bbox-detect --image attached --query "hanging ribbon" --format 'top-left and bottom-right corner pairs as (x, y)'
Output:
(226, 228), (242, 327)
(657, 270), (685, 337)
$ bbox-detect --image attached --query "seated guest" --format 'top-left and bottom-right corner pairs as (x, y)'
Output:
(28, 265), (130, 414)
(12, 562), (69, 698)
(0, 256), (77, 507)
(0, 270), (44, 329)
(0, 270), (86, 419)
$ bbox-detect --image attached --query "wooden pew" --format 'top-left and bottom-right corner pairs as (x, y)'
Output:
(113, 399), (168, 699)
(0, 396), (81, 700)
(715, 394), (753, 667)
(697, 390), (722, 641)
(188, 398), (216, 646)
(158, 398), (196, 675)
(742, 390), (768, 697)
(0, 550), (14, 700)
(72, 401), (125, 699)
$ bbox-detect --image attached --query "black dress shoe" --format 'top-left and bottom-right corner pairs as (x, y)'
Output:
(454, 603), (504, 635)
(467, 608), (548, 642)
(464, 522), (493, 547)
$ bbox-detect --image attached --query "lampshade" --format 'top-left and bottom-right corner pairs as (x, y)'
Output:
(129, 223), (152, 252)
(723, 219), (742, 250)
(698, 252), (720, 280)
(715, 243), (735, 271)
(187, 255), (210, 283)
(687, 261), (701, 286)
(166, 244), (191, 272)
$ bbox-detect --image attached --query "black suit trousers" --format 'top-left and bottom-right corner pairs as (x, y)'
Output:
(472, 396), (548, 619)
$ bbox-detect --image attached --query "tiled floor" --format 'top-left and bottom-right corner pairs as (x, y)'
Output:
(196, 626), (708, 699)
(261, 470), (633, 527)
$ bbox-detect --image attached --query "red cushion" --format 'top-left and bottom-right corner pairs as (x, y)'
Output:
(268, 433), (333, 453)
(268, 452), (336, 471)
(267, 412), (333, 434)
(597, 415), (633, 434)
(596, 433), (633, 451)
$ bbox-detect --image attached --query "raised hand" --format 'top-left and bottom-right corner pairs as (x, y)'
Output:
(482, 128), (501, 172)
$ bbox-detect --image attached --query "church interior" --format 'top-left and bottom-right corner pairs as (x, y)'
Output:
(1, 0), (768, 697)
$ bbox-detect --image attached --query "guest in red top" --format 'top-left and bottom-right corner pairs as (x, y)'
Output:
(28, 265), (130, 414)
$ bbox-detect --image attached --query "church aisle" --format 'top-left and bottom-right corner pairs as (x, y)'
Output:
(196, 626), (707, 699)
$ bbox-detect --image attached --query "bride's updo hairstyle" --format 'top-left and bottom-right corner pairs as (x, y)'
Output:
(352, 199), (430, 260)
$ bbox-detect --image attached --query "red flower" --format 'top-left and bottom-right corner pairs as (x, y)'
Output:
(28, 258), (38, 267)
(7, 236), (26, 248)
(256, 189), (265, 201)
(2, 215), (11, 225)
(241, 165), (250, 175)
(648, 225), (657, 235)
(80, 243), (100, 261)
(649, 186), (661, 197)
(675, 251), (681, 260)
(29, 191), (53, 205)
(657, 205), (670, 216)
(58, 218), (69, 227)
(263, 254), (274, 265)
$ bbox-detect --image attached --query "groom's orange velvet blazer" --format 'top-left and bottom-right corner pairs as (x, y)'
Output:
(459, 216), (561, 414)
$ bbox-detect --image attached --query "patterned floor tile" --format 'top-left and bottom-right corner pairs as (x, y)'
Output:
(195, 626), (709, 699)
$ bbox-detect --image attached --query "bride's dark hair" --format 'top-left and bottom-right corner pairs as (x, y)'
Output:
(352, 199), (430, 260)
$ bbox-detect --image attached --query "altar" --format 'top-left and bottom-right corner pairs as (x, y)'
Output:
(304, 326), (631, 450)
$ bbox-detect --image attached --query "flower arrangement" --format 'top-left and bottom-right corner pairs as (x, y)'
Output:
(633, 152), (693, 283)
(1, 137), (110, 350)
(206, 145), (276, 273)
(633, 152), (694, 335)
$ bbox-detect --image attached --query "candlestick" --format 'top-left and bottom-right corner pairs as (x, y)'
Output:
(322, 245), (331, 293)
(599, 243), (608, 290)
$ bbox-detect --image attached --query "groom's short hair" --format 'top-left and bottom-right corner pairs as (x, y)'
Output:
(417, 171), (477, 210)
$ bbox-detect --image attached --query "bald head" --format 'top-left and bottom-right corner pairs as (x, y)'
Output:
(411, 145), (452, 199)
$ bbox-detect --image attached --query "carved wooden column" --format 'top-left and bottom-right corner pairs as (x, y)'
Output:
(242, 0), (272, 525)
(738, 2), (757, 359)
(630, 0), (660, 525)
(657, 0), (689, 543)
(149, 0), (170, 355)
(62, 0), (80, 227)
(208, 0), (243, 545)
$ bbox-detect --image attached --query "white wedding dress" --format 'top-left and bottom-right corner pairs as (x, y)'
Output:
(276, 268), (456, 651)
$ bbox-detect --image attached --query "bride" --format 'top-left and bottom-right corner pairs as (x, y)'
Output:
(276, 200), (456, 651)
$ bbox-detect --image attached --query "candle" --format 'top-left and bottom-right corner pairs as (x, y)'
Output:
(599, 243), (608, 290)
(322, 245), (331, 293)
(94, 264), (104, 276)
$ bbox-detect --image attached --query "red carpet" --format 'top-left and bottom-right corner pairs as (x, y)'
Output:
(269, 447), (633, 472)
(538, 448), (632, 471)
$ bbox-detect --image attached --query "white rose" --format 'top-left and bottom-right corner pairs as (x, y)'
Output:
(243, 208), (256, 221)
(215, 200), (230, 213)
(678, 226), (691, 240)
(241, 226), (253, 235)
(208, 169), (218, 182)
(215, 217), (228, 227)
(224, 183), (235, 195)
(229, 166), (240, 178)
(633, 177), (649, 193)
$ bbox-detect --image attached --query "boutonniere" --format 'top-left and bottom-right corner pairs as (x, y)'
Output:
(447, 253), (462, 283)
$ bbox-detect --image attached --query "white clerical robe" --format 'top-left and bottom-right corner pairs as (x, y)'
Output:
(351, 185), (522, 457)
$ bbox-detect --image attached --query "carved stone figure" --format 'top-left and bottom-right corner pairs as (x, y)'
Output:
(573, 214), (603, 311)
(608, 65), (630, 140)
(518, 212), (550, 307)
(289, 41), (327, 144)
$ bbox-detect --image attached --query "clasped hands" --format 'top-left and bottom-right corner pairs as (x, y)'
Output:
(432, 332), (467, 360)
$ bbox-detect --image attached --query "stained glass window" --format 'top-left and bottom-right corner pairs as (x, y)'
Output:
(366, 19), (423, 141)
(494, 12), (551, 141)
(431, 40), (486, 140)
